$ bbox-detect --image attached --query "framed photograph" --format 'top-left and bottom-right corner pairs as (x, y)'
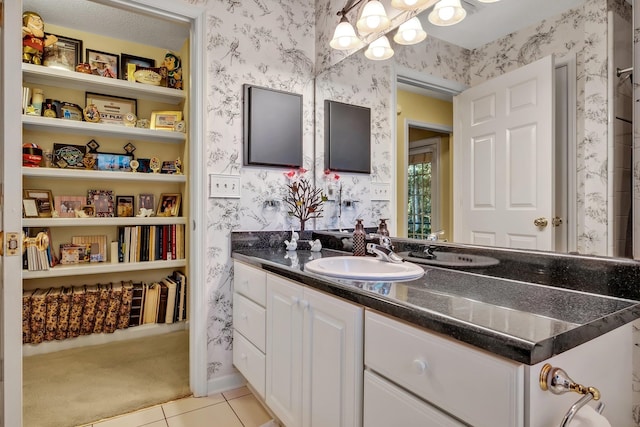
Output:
(80, 205), (96, 217)
(150, 110), (183, 131)
(23, 189), (54, 218)
(54, 196), (87, 218)
(85, 92), (137, 125)
(96, 153), (132, 172)
(138, 193), (155, 211)
(53, 143), (86, 169)
(85, 49), (119, 79)
(136, 158), (152, 173)
(161, 160), (178, 174)
(116, 195), (135, 217)
(87, 190), (115, 217)
(157, 193), (181, 217)
(120, 53), (155, 81)
(23, 199), (39, 218)
(44, 34), (82, 72)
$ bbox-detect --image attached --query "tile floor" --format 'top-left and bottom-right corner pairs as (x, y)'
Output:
(86, 386), (274, 427)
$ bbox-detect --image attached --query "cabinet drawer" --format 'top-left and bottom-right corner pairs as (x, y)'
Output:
(233, 330), (266, 399)
(364, 370), (464, 427)
(234, 261), (267, 307)
(365, 310), (523, 427)
(233, 293), (266, 352)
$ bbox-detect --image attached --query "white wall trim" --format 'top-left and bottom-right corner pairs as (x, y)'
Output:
(207, 372), (247, 395)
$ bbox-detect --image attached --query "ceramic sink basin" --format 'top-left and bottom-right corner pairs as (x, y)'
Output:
(304, 256), (424, 281)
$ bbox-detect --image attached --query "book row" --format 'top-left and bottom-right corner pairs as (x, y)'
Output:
(22, 270), (187, 344)
(117, 224), (185, 263)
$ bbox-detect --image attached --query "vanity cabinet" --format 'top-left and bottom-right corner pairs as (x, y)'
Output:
(265, 273), (363, 427)
(232, 261), (267, 399)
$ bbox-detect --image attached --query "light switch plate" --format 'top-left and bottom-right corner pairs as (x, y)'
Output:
(209, 174), (241, 198)
(370, 182), (391, 201)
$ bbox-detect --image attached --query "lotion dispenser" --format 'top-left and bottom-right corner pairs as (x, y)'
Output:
(353, 219), (366, 256)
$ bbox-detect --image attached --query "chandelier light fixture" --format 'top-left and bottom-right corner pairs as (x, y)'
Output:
(364, 35), (394, 60)
(390, 0), (431, 11)
(393, 16), (427, 45)
(356, 0), (391, 35)
(330, 14), (364, 50)
(428, 0), (467, 26)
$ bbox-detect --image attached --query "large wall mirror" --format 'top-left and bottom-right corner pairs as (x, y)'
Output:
(315, 0), (634, 258)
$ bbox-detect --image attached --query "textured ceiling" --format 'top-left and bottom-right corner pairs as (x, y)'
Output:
(21, 0), (190, 52)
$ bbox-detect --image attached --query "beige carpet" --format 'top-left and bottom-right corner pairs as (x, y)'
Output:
(23, 330), (191, 427)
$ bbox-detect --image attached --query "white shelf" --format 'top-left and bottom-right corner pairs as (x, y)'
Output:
(23, 321), (189, 356)
(22, 63), (186, 105)
(22, 216), (187, 227)
(22, 259), (187, 279)
(22, 166), (187, 182)
(22, 115), (186, 143)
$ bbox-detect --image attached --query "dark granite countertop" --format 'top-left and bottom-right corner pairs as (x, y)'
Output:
(231, 231), (640, 365)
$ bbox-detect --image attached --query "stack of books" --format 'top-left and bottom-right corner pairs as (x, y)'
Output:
(22, 271), (187, 344)
(116, 224), (185, 263)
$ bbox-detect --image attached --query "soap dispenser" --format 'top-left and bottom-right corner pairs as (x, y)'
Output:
(353, 219), (366, 256)
(377, 218), (389, 236)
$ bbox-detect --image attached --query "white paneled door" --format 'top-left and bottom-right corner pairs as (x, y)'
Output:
(453, 55), (555, 250)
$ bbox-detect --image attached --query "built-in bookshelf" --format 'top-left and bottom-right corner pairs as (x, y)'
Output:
(20, 22), (190, 353)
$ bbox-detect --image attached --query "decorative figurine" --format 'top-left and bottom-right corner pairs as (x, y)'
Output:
(74, 208), (90, 218)
(309, 239), (322, 252)
(284, 239), (298, 251)
(136, 208), (154, 217)
(175, 157), (183, 175)
(22, 11), (57, 65)
(149, 156), (161, 173)
(163, 52), (183, 90)
(82, 153), (96, 170)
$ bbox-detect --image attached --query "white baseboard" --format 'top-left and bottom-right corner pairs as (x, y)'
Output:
(206, 372), (246, 396)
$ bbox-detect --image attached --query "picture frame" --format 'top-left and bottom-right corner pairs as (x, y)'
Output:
(136, 158), (152, 173)
(54, 196), (87, 218)
(116, 195), (135, 217)
(53, 143), (86, 169)
(44, 33), (83, 72)
(85, 48), (119, 79)
(23, 189), (54, 218)
(120, 53), (155, 81)
(22, 199), (39, 218)
(150, 111), (183, 131)
(96, 153), (132, 172)
(87, 190), (115, 217)
(85, 92), (137, 125)
(157, 193), (181, 217)
(80, 205), (96, 217)
(138, 193), (155, 211)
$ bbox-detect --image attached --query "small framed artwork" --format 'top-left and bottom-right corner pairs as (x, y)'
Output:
(44, 34), (83, 72)
(138, 193), (155, 211)
(96, 153), (132, 172)
(85, 92), (137, 125)
(161, 160), (178, 174)
(116, 195), (135, 217)
(87, 190), (115, 217)
(150, 111), (183, 131)
(54, 196), (87, 218)
(120, 53), (155, 81)
(85, 49), (119, 78)
(23, 189), (54, 218)
(22, 199), (39, 218)
(81, 205), (96, 217)
(53, 143), (86, 169)
(157, 193), (181, 217)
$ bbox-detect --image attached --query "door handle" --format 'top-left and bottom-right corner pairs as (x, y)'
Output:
(533, 217), (548, 228)
(552, 217), (563, 227)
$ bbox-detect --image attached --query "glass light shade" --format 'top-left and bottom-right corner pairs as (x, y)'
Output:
(393, 17), (427, 45)
(428, 0), (466, 26)
(330, 18), (363, 50)
(364, 35), (394, 60)
(390, 0), (430, 10)
(356, 0), (390, 35)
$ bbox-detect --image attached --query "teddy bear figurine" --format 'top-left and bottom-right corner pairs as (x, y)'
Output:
(22, 11), (57, 65)
(163, 52), (183, 90)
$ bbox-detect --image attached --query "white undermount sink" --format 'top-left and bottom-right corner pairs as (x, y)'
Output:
(304, 256), (425, 281)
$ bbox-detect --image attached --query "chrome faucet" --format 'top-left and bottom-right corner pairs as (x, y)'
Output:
(368, 233), (392, 249)
(366, 243), (404, 263)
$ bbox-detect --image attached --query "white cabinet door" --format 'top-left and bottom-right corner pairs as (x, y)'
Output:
(303, 286), (363, 427)
(266, 274), (363, 427)
(266, 275), (304, 427)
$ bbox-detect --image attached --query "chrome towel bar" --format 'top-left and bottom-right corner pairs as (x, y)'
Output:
(539, 363), (605, 427)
